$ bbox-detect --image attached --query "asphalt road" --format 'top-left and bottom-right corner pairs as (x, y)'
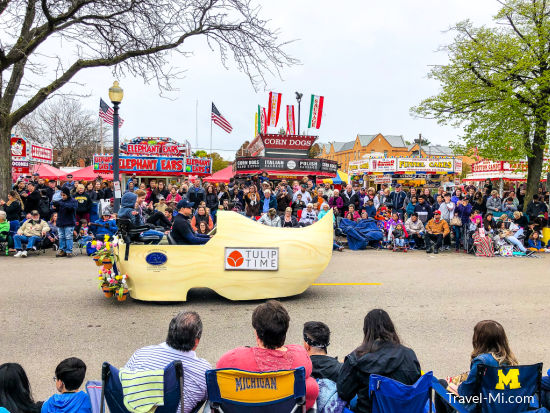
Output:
(1, 250), (549, 402)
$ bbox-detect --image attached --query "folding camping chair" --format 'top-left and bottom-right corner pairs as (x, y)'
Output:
(98, 360), (198, 413)
(368, 372), (433, 413)
(206, 367), (307, 413)
(433, 363), (546, 413)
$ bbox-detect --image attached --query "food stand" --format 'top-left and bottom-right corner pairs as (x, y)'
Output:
(92, 137), (212, 185)
(462, 159), (549, 196)
(11, 134), (54, 181)
(348, 156), (462, 189)
(234, 134), (338, 181)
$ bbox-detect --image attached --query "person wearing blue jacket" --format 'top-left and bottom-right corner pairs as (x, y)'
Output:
(41, 358), (91, 413)
(52, 188), (77, 258)
(170, 199), (210, 245)
(260, 189), (277, 213)
(434, 320), (519, 413)
(91, 212), (118, 240)
(118, 192), (163, 244)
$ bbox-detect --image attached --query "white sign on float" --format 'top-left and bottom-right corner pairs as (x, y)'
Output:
(225, 248), (279, 271)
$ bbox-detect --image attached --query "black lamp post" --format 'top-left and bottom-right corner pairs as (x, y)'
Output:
(295, 91), (303, 135)
(109, 81), (124, 212)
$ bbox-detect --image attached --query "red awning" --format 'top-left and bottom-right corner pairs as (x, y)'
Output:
(66, 165), (113, 181)
(31, 164), (66, 180)
(204, 165), (234, 183)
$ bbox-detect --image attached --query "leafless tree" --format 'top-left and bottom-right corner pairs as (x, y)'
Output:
(0, 0), (296, 196)
(16, 97), (104, 166)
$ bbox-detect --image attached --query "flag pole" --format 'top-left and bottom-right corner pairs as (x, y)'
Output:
(209, 104), (213, 158)
(100, 117), (104, 155)
(195, 99), (199, 151)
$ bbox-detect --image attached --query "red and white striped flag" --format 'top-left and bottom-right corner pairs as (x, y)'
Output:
(308, 95), (324, 129)
(286, 105), (296, 135)
(267, 92), (282, 127)
(99, 98), (124, 127)
(211, 103), (233, 133)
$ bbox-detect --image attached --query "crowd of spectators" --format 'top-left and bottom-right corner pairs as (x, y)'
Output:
(1, 301), (550, 413)
(1, 173), (549, 255)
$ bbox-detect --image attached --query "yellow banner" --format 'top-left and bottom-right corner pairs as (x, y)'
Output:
(216, 369), (295, 404)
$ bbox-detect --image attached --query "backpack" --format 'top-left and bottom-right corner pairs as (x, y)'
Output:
(317, 378), (347, 413)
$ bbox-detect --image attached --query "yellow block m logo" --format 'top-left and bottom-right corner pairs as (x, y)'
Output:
(495, 369), (521, 390)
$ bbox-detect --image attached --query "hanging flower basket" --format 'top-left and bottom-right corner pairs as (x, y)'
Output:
(102, 285), (113, 298)
(117, 288), (129, 301)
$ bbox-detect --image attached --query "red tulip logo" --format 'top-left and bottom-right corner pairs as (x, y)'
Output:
(227, 250), (244, 267)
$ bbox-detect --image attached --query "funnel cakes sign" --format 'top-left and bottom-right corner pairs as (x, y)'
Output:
(224, 247), (279, 271)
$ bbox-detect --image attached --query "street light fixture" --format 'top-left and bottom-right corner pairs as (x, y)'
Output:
(109, 81), (124, 212)
(295, 91), (303, 135)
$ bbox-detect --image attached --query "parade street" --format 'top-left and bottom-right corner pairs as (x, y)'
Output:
(2, 252), (549, 400)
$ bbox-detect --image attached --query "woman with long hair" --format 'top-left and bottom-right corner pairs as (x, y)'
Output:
(0, 190), (23, 221)
(337, 309), (421, 413)
(244, 185), (261, 217)
(0, 363), (42, 413)
(205, 185), (219, 223)
(435, 320), (518, 413)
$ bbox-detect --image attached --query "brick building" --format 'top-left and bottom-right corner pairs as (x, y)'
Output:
(320, 133), (474, 171)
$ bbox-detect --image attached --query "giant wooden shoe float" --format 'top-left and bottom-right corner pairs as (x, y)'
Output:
(115, 210), (334, 301)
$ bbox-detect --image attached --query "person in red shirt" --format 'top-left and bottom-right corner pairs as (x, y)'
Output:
(216, 300), (319, 410)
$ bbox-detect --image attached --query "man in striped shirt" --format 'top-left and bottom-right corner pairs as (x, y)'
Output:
(124, 311), (211, 413)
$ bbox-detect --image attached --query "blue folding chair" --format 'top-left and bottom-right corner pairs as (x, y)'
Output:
(368, 372), (433, 413)
(206, 367), (307, 413)
(99, 361), (190, 413)
(433, 363), (547, 413)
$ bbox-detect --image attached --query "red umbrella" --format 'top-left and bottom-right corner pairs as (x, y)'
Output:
(31, 164), (66, 180)
(66, 165), (113, 181)
(203, 165), (234, 183)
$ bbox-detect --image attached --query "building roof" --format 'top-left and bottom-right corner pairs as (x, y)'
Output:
(383, 135), (407, 148)
(319, 143), (331, 153)
(424, 145), (454, 156)
(331, 141), (347, 152)
(330, 134), (407, 153)
(358, 135), (377, 146)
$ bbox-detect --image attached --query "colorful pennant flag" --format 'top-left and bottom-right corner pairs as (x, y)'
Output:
(286, 105), (296, 135)
(255, 112), (259, 137)
(267, 92), (282, 127)
(261, 107), (267, 134)
(308, 95), (324, 129)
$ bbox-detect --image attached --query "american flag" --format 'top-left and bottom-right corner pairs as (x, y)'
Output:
(99, 98), (124, 127)
(211, 103), (232, 133)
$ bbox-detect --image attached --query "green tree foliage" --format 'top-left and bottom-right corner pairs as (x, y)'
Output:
(412, 0), (550, 207)
(210, 152), (229, 172)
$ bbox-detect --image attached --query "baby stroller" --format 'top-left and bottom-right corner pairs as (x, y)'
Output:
(391, 236), (408, 252)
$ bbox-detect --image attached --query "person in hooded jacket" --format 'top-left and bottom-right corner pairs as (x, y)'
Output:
(337, 309), (421, 413)
(118, 192), (163, 244)
(41, 358), (91, 413)
(52, 188), (78, 257)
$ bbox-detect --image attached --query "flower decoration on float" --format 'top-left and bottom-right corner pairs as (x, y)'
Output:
(93, 235), (129, 301)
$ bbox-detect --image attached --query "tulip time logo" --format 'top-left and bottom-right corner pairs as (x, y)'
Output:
(224, 248), (279, 271)
(226, 250), (244, 267)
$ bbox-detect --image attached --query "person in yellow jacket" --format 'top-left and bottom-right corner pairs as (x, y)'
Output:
(424, 210), (450, 254)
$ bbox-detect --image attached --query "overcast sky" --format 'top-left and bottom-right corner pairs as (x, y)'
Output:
(71, 0), (501, 159)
